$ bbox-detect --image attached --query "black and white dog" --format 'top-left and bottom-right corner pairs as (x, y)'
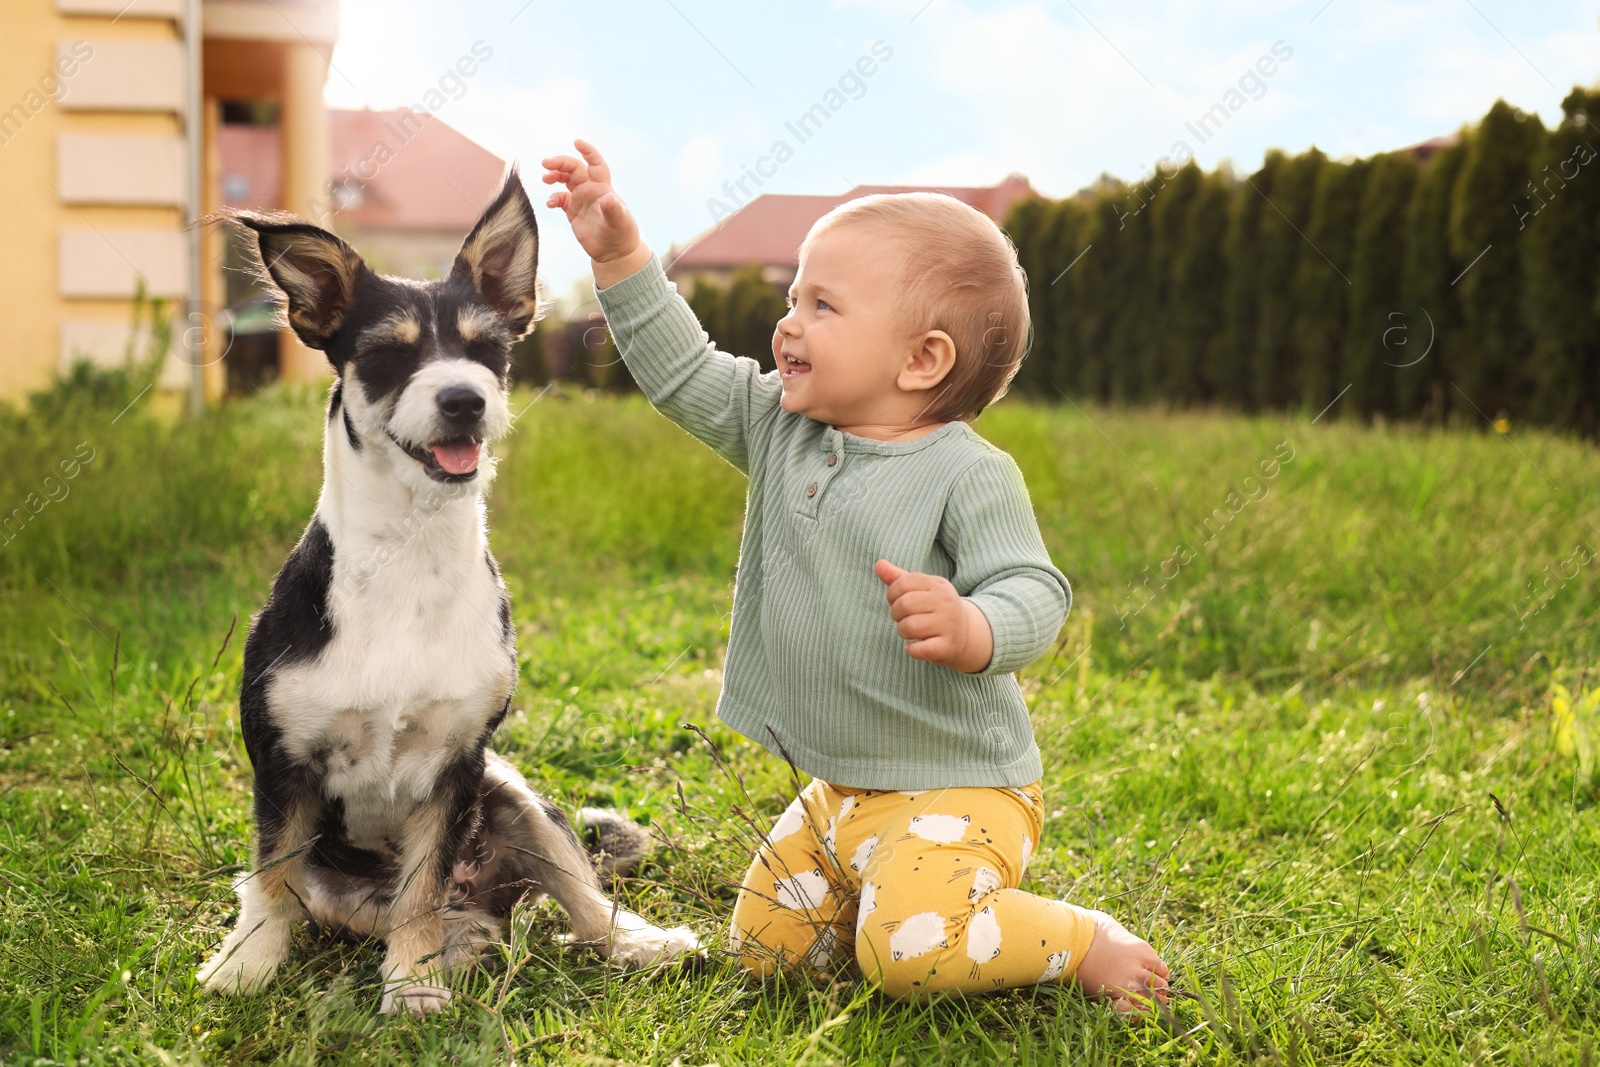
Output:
(196, 168), (698, 1015)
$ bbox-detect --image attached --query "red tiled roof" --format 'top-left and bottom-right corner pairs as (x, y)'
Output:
(217, 125), (280, 208)
(848, 174), (1037, 222)
(1394, 134), (1460, 162)
(669, 194), (844, 270)
(216, 108), (507, 230)
(327, 108), (506, 230)
(669, 175), (1038, 270)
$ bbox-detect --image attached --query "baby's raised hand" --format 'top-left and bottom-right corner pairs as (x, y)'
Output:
(875, 560), (994, 674)
(540, 139), (650, 281)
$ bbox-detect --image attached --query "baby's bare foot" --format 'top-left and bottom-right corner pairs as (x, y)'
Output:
(1073, 910), (1169, 1013)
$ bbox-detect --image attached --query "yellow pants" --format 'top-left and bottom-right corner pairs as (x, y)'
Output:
(730, 777), (1100, 1000)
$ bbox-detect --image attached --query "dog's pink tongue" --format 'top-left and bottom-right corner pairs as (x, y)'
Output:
(431, 440), (480, 475)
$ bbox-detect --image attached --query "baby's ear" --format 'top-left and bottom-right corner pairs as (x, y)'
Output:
(900, 329), (957, 392)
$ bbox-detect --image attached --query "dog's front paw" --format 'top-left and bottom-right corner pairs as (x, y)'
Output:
(380, 982), (453, 1016)
(606, 923), (702, 968)
(196, 929), (288, 995)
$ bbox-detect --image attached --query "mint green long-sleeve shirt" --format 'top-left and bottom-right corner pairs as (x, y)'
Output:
(593, 253), (1070, 789)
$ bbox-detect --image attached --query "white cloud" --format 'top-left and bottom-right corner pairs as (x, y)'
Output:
(897, 150), (1025, 189)
(675, 134), (726, 191)
(887, 0), (1597, 192)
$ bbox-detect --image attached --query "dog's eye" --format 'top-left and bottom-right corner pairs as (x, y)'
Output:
(358, 343), (413, 359)
(463, 339), (509, 363)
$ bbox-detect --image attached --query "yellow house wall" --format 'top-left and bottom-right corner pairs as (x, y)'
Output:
(0, 4), (185, 404)
(2, 1), (337, 406)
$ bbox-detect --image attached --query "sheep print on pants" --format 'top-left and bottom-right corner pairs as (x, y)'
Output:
(731, 777), (1100, 1001)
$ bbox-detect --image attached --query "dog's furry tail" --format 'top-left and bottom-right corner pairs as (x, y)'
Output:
(575, 808), (652, 878)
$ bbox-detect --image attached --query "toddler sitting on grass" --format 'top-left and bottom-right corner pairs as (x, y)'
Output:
(541, 139), (1169, 1010)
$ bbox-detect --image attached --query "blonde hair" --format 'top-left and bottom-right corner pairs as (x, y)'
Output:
(797, 191), (1033, 423)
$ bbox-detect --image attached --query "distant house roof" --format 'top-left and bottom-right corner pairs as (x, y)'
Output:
(1394, 134), (1460, 162)
(217, 108), (506, 229)
(667, 174), (1038, 272)
(326, 108), (505, 230)
(217, 125), (279, 208)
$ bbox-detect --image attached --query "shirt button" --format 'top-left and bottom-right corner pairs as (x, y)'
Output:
(826, 453), (838, 467)
(805, 482), (818, 497)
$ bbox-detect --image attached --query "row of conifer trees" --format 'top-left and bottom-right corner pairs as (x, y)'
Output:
(1005, 90), (1600, 434)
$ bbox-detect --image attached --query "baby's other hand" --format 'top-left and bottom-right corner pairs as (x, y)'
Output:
(540, 139), (650, 280)
(875, 560), (994, 673)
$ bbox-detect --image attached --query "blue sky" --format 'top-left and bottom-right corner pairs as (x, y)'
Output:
(323, 0), (1600, 303)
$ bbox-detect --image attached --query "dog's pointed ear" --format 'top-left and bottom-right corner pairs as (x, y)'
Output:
(218, 210), (368, 353)
(451, 165), (542, 339)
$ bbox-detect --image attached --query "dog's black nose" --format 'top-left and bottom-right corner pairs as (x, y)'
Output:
(437, 386), (485, 423)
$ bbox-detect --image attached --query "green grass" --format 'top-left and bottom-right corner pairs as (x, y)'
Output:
(1, 380), (1597, 1065)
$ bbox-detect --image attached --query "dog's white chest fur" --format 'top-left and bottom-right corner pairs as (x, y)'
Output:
(268, 465), (514, 849)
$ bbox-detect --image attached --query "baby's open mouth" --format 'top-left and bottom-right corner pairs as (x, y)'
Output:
(782, 353), (810, 378)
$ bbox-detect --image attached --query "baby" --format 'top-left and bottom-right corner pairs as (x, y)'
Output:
(542, 140), (1168, 1010)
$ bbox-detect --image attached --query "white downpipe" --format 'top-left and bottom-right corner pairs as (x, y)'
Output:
(184, 0), (204, 418)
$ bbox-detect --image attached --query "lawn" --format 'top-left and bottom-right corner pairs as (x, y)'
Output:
(1, 380), (1597, 1065)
